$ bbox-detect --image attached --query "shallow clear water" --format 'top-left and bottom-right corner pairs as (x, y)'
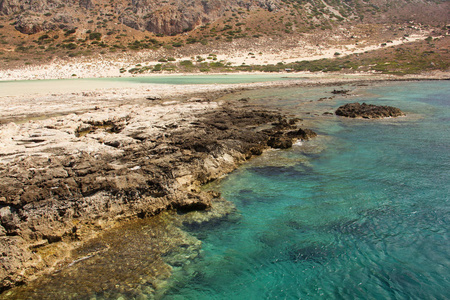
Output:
(101, 74), (302, 85)
(2, 81), (449, 299)
(164, 81), (450, 299)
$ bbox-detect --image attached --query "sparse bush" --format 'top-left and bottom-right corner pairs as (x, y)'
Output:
(64, 28), (77, 36)
(210, 62), (224, 68)
(64, 43), (77, 50)
(128, 67), (140, 74)
(186, 37), (197, 44)
(180, 60), (193, 66)
(152, 64), (162, 72)
(89, 32), (102, 40)
(38, 34), (50, 41)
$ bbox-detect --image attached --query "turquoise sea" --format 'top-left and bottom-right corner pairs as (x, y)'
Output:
(2, 80), (449, 299)
(163, 81), (450, 299)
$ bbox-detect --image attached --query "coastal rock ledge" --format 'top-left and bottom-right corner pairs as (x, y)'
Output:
(335, 102), (405, 119)
(0, 100), (316, 293)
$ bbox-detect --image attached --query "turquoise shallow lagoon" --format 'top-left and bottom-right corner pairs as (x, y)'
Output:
(0, 74), (300, 97)
(100, 74), (302, 85)
(164, 81), (450, 299)
(2, 81), (448, 299)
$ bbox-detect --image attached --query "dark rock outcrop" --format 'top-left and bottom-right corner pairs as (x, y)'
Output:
(287, 128), (318, 140)
(335, 102), (405, 119)
(1, 0), (448, 36)
(14, 15), (56, 34)
(1, 0), (280, 35)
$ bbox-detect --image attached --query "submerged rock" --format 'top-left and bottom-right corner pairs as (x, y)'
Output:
(331, 89), (350, 95)
(335, 102), (405, 119)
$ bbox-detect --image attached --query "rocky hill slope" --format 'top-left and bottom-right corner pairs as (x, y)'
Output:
(1, 0), (448, 35)
(0, 0), (448, 68)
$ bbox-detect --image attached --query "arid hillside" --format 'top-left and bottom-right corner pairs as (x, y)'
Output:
(0, 0), (448, 70)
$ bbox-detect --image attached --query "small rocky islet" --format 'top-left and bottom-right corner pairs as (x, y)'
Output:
(335, 102), (405, 119)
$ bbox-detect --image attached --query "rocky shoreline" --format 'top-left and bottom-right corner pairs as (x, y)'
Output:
(0, 95), (316, 293)
(1, 75), (447, 295)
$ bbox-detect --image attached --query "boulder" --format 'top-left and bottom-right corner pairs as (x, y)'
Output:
(287, 128), (318, 140)
(335, 102), (405, 119)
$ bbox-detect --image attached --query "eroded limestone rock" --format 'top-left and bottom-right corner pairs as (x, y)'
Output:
(0, 100), (316, 292)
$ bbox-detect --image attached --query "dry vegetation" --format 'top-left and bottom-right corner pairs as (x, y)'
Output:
(0, 0), (448, 73)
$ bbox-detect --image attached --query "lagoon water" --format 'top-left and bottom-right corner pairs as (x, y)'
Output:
(0, 74), (299, 97)
(2, 81), (449, 299)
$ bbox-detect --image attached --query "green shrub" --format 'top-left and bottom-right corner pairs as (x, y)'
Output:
(186, 38), (197, 44)
(64, 28), (76, 36)
(89, 32), (102, 40)
(210, 62), (224, 68)
(65, 43), (77, 50)
(128, 67), (140, 74)
(38, 34), (50, 41)
(152, 64), (162, 72)
(180, 60), (193, 66)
